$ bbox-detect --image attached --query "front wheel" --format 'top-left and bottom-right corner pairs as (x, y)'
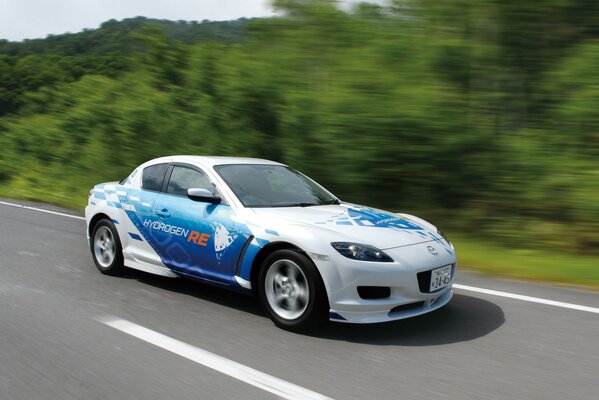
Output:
(91, 219), (125, 276)
(258, 249), (328, 331)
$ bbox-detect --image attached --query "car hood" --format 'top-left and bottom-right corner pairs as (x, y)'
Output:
(250, 204), (444, 249)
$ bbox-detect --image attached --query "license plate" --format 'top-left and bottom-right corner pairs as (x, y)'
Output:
(430, 265), (452, 291)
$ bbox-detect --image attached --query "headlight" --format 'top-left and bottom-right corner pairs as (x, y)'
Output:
(331, 242), (393, 262)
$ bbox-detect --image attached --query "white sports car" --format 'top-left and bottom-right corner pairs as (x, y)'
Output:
(86, 156), (456, 330)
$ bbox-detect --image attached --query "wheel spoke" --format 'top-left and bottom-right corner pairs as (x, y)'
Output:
(275, 292), (286, 303)
(290, 266), (302, 281)
(295, 286), (308, 303)
(296, 296), (306, 309)
(264, 258), (310, 320)
(281, 261), (293, 278)
(287, 297), (300, 311)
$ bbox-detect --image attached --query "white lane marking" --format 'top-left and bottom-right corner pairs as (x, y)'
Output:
(2, 199), (597, 315)
(98, 317), (333, 400)
(0, 200), (85, 220)
(453, 284), (599, 314)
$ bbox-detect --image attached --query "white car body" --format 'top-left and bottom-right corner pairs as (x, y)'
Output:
(85, 156), (456, 323)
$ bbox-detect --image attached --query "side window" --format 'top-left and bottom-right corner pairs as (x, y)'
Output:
(167, 165), (215, 197)
(142, 163), (169, 192)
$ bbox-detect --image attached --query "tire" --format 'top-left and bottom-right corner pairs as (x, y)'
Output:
(91, 219), (125, 276)
(258, 249), (329, 331)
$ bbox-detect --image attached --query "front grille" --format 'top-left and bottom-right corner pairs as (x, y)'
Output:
(390, 301), (424, 314)
(417, 264), (454, 293)
(357, 286), (390, 299)
(417, 270), (432, 293)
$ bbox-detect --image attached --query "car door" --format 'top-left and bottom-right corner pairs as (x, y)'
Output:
(151, 163), (246, 284)
(121, 162), (170, 265)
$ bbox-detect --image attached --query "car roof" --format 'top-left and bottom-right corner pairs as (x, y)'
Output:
(144, 155), (285, 168)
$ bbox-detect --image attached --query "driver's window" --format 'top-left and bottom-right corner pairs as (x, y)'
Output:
(167, 165), (215, 197)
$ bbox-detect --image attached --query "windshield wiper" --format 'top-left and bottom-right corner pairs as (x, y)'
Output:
(284, 199), (340, 207)
(323, 198), (341, 205)
(289, 202), (320, 207)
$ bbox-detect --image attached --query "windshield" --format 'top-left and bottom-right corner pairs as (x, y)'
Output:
(214, 164), (339, 208)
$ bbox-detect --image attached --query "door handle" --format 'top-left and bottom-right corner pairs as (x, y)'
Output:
(155, 209), (170, 218)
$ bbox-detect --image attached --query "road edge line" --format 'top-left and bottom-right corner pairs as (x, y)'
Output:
(453, 283), (599, 314)
(0, 200), (85, 220)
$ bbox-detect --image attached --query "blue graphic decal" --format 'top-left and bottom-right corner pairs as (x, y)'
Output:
(128, 232), (143, 241)
(329, 312), (347, 321)
(336, 221), (353, 226)
(316, 207), (424, 231)
(265, 229), (279, 236)
(313, 206), (452, 249)
(111, 219), (119, 224)
(106, 201), (122, 209)
(347, 208), (424, 230)
(94, 183), (278, 288)
(119, 190), (262, 287)
(238, 240), (264, 282)
(428, 232), (444, 245)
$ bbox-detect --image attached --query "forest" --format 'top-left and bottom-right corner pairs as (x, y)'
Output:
(0, 0), (597, 286)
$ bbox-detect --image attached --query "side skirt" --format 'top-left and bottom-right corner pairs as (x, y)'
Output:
(123, 257), (179, 278)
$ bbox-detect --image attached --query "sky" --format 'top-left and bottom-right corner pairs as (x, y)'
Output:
(0, 0), (387, 42)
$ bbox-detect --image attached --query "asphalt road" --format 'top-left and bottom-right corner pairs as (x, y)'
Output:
(0, 200), (597, 400)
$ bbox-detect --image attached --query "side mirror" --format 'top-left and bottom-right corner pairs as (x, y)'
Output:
(187, 188), (222, 204)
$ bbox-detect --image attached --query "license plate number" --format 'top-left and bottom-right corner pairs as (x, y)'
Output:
(430, 265), (452, 291)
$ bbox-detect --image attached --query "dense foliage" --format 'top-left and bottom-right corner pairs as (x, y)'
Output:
(0, 17), (251, 115)
(1, 0), (597, 255)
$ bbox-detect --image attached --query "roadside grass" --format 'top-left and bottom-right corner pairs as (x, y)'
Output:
(1, 189), (597, 291)
(452, 233), (599, 290)
(0, 181), (89, 210)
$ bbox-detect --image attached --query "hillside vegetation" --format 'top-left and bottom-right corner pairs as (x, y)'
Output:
(1, 0), (598, 287)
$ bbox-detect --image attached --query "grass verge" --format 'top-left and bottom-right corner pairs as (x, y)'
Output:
(452, 233), (599, 290)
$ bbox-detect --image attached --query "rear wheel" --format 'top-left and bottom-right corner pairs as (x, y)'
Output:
(91, 219), (125, 276)
(258, 249), (328, 331)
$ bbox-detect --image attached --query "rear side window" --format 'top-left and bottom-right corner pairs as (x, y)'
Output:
(142, 163), (169, 192)
(167, 165), (214, 196)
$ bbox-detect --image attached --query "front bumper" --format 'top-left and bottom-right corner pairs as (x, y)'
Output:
(315, 241), (457, 323)
(329, 289), (453, 323)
